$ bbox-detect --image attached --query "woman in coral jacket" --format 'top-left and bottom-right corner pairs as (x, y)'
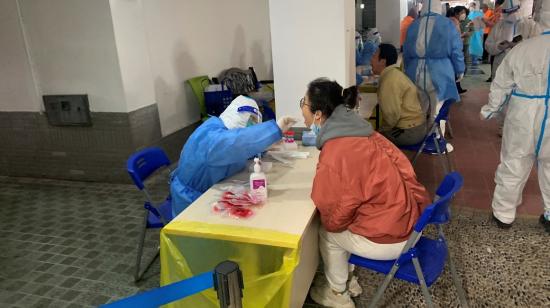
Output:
(301, 78), (431, 308)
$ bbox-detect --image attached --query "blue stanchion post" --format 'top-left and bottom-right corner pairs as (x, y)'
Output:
(99, 260), (244, 308)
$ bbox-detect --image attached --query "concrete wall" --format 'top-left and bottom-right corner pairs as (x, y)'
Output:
(0, 0), (41, 112)
(16, 0), (127, 113)
(0, 0), (273, 182)
(376, 0), (408, 47)
(269, 0), (355, 124)
(140, 0), (273, 136)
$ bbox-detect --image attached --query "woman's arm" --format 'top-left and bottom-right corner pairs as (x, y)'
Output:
(311, 161), (362, 233)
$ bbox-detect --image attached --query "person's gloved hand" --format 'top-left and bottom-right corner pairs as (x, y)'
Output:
(456, 73), (464, 83)
(479, 106), (494, 121)
(498, 40), (512, 51)
(277, 116), (298, 132)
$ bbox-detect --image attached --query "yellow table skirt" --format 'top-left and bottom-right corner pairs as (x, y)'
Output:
(160, 221), (302, 307)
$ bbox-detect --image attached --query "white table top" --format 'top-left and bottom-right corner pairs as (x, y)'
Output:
(164, 144), (320, 247)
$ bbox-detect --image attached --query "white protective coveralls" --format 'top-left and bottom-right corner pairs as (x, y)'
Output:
(480, 28), (550, 224)
(519, 0), (550, 39)
(484, 0), (522, 80)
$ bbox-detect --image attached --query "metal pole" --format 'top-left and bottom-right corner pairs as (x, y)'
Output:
(214, 261), (243, 308)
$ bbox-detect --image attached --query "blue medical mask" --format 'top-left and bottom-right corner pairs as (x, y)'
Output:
(246, 118), (256, 127)
(310, 117), (321, 135)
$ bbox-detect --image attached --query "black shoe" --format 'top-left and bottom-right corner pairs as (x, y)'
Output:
(539, 215), (550, 234)
(492, 213), (512, 229)
(486, 77), (492, 82)
(459, 89), (468, 94)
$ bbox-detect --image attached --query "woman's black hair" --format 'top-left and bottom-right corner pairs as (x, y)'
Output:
(306, 78), (358, 118)
(453, 6), (467, 17)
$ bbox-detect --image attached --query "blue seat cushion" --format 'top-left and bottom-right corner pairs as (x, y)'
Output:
(349, 237), (448, 287)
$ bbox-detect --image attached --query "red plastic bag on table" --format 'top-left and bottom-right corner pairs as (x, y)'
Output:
(212, 200), (255, 219)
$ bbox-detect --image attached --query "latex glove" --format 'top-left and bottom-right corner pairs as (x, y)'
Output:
(456, 73), (464, 83)
(479, 106), (494, 121)
(277, 116), (298, 132)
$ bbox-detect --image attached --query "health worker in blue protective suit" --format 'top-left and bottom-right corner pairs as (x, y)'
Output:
(356, 29), (382, 85)
(403, 0), (464, 148)
(170, 95), (297, 216)
(468, 1), (485, 65)
(480, 0), (550, 234)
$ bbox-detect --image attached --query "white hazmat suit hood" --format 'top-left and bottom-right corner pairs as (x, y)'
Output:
(520, 0), (550, 38)
(219, 95), (261, 129)
(421, 0), (443, 15)
(366, 28), (382, 44)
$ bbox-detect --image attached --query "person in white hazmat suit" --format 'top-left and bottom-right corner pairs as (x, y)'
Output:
(485, 0), (522, 136)
(479, 5), (550, 232)
(485, 0), (522, 81)
(519, 0), (549, 39)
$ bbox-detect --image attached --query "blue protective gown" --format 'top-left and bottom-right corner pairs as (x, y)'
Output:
(403, 12), (465, 104)
(356, 40), (378, 66)
(468, 10), (485, 58)
(170, 117), (282, 216)
(355, 41), (379, 85)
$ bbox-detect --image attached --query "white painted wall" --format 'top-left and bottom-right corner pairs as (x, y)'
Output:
(1, 0), (273, 137)
(138, 0), (273, 136)
(0, 0), (40, 112)
(269, 0), (355, 124)
(17, 0), (127, 112)
(109, 0), (156, 114)
(376, 0), (405, 47)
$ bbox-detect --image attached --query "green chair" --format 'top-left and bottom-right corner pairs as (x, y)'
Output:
(187, 76), (210, 121)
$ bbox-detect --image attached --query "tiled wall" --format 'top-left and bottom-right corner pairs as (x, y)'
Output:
(0, 105), (199, 183)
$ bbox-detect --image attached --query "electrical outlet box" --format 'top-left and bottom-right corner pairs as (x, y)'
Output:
(43, 94), (92, 126)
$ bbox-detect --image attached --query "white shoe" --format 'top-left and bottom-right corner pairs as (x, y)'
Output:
(310, 284), (355, 308)
(347, 275), (363, 297)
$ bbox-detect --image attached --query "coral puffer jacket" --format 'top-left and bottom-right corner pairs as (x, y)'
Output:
(311, 132), (431, 244)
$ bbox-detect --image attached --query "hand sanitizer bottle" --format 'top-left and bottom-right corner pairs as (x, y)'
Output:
(250, 157), (267, 202)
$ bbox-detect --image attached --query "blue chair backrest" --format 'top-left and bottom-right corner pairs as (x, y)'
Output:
(434, 99), (454, 122)
(414, 172), (463, 232)
(127, 147), (171, 190)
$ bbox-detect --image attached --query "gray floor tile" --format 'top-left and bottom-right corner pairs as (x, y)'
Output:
(1, 155), (549, 308)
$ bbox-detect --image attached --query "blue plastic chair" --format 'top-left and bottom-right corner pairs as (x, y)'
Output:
(400, 100), (454, 173)
(349, 172), (469, 308)
(127, 147), (174, 282)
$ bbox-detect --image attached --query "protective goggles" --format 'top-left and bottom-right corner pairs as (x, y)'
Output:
(502, 1), (520, 14)
(238, 106), (262, 126)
